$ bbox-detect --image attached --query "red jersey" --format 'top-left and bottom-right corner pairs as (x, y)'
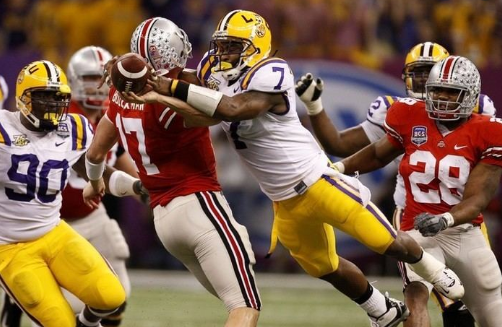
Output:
(106, 88), (221, 207)
(60, 101), (120, 219)
(385, 98), (502, 231)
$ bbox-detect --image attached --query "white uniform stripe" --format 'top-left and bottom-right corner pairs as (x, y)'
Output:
(219, 10), (240, 32)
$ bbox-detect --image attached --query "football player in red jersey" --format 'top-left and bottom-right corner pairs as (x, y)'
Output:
(0, 46), (137, 327)
(337, 56), (502, 327)
(296, 42), (495, 327)
(84, 18), (261, 327)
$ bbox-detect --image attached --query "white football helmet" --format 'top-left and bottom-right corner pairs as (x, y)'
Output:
(130, 17), (192, 76)
(425, 56), (480, 121)
(0, 75), (8, 109)
(67, 46), (112, 110)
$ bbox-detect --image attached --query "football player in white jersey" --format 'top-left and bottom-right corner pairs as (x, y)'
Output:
(0, 46), (136, 327)
(117, 10), (468, 327)
(0, 60), (145, 327)
(296, 42), (497, 327)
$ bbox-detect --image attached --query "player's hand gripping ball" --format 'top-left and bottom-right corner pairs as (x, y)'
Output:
(110, 53), (151, 94)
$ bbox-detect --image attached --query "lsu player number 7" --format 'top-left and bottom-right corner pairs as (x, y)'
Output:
(120, 10), (468, 327)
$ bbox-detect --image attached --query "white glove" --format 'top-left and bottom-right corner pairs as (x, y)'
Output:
(295, 73), (324, 115)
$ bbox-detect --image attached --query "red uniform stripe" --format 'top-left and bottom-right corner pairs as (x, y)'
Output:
(139, 18), (155, 60)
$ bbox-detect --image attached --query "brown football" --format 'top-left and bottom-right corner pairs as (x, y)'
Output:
(110, 53), (150, 93)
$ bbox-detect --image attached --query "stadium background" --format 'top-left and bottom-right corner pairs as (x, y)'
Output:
(1, 0), (501, 276)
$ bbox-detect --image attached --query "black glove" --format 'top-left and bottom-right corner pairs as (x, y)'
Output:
(295, 73), (324, 115)
(414, 212), (454, 237)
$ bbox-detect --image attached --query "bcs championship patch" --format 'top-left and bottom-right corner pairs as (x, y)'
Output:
(411, 126), (427, 146)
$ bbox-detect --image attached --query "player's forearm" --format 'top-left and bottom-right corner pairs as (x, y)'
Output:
(449, 164), (502, 225)
(341, 143), (387, 174)
(311, 113), (370, 158)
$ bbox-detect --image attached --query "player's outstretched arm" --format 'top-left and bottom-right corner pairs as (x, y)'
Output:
(296, 73), (371, 157)
(450, 162), (502, 224)
(339, 136), (402, 174)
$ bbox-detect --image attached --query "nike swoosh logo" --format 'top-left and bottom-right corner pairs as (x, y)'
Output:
(234, 86), (240, 93)
(55, 142), (65, 147)
(454, 145), (467, 150)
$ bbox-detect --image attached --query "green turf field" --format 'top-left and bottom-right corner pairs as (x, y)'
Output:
(16, 270), (443, 326)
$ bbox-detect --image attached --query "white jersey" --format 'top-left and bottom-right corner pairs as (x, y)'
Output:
(0, 111), (93, 244)
(198, 54), (330, 201)
(359, 94), (497, 208)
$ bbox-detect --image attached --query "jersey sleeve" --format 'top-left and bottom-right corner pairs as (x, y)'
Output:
(360, 95), (398, 142)
(479, 117), (502, 167)
(67, 113), (94, 150)
(383, 100), (412, 149)
(240, 57), (294, 93)
(197, 51), (216, 87)
(105, 88), (118, 122)
(476, 94), (497, 117)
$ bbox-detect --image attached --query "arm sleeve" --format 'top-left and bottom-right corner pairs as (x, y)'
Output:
(480, 118), (502, 167)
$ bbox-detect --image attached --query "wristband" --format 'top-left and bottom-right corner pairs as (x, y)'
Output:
(108, 171), (139, 197)
(171, 80), (223, 117)
(442, 212), (455, 227)
(85, 155), (105, 181)
(332, 161), (345, 174)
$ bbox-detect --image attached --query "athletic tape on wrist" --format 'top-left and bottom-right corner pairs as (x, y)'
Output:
(171, 80), (222, 117)
(443, 212), (455, 227)
(85, 155), (105, 181)
(306, 100), (323, 116)
(333, 161), (345, 174)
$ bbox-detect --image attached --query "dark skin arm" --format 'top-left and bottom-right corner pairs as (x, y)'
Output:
(124, 75), (288, 122)
(309, 109), (371, 157)
(449, 162), (502, 225)
(341, 136), (403, 174)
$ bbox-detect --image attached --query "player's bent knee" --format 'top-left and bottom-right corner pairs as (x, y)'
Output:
(91, 274), (126, 310)
(38, 305), (75, 327)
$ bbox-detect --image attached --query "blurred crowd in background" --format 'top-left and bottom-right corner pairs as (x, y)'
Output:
(1, 0), (502, 275)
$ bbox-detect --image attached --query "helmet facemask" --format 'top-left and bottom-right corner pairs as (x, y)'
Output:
(20, 89), (70, 131)
(71, 74), (109, 110)
(402, 42), (450, 100)
(67, 46), (112, 110)
(210, 10), (271, 80)
(425, 56), (480, 122)
(209, 36), (258, 80)
(403, 63), (435, 99)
